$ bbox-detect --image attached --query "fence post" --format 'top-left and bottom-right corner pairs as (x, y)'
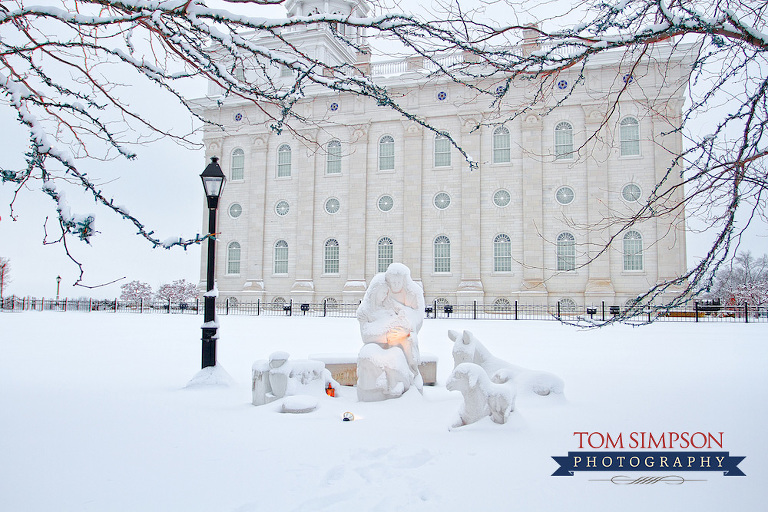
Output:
(473, 301), (477, 320)
(433, 300), (437, 319)
(557, 301), (561, 319)
(226, 297), (230, 315)
(602, 301), (605, 322)
(257, 299), (260, 316)
(745, 304), (749, 324)
(515, 300), (518, 320)
(694, 301), (699, 322)
(114, 298), (118, 312)
(323, 299), (327, 317)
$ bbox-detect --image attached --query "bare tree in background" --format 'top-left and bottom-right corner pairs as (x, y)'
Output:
(0, 257), (10, 299)
(119, 279), (153, 302)
(711, 251), (768, 306)
(1, 0), (765, 312)
(155, 279), (198, 303)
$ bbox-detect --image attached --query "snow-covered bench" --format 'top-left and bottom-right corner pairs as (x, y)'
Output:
(309, 353), (438, 386)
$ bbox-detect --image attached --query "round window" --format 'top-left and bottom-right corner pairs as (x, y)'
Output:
(434, 192), (451, 210)
(325, 197), (340, 214)
(493, 189), (511, 207)
(229, 203), (242, 218)
(275, 200), (290, 216)
(622, 183), (642, 202)
(378, 195), (394, 212)
(557, 80), (568, 90)
(555, 186), (575, 205)
(330, 102), (339, 111)
(437, 91), (447, 101)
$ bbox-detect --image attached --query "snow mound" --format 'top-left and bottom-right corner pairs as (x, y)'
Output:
(185, 365), (236, 388)
(280, 395), (318, 414)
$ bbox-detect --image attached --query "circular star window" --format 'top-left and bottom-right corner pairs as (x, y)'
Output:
(275, 200), (290, 216)
(228, 203), (242, 218)
(434, 192), (451, 210)
(325, 197), (340, 214)
(555, 186), (575, 205)
(622, 183), (642, 202)
(378, 195), (394, 212)
(493, 189), (511, 208)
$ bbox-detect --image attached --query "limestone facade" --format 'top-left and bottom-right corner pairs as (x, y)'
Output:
(197, 5), (694, 309)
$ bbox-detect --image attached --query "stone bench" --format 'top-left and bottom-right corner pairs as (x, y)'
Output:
(309, 353), (438, 386)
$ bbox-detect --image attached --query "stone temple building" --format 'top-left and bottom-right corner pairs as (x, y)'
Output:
(197, 0), (694, 310)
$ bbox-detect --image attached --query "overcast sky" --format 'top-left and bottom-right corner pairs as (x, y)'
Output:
(1, 0), (765, 300)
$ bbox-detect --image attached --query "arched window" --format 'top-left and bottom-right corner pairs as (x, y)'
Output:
(623, 231), (643, 271)
(326, 140), (342, 174)
(493, 298), (512, 313)
(558, 298), (577, 312)
(271, 296), (286, 311)
(324, 239), (340, 274)
(434, 133), (451, 167)
(554, 122), (574, 160)
(379, 135), (395, 171)
(557, 232), (576, 271)
(277, 144), (291, 177)
(493, 234), (512, 272)
(434, 235), (451, 273)
(620, 117), (640, 156)
(492, 126), (511, 164)
(274, 240), (288, 274)
(231, 148), (245, 180)
(227, 241), (241, 274)
(377, 237), (394, 273)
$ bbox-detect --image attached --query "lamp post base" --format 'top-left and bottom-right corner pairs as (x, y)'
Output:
(201, 327), (217, 368)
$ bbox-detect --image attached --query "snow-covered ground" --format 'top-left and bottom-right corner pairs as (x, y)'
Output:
(1, 312), (765, 511)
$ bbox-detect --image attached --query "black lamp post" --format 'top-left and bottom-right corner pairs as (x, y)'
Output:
(56, 275), (61, 301)
(200, 156), (226, 368)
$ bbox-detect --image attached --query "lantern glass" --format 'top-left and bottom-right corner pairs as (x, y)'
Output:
(202, 176), (225, 198)
(200, 157), (226, 206)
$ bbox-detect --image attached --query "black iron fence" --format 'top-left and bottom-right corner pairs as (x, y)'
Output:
(1, 296), (766, 323)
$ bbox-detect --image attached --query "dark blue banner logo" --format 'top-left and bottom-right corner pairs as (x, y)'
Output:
(552, 451), (745, 477)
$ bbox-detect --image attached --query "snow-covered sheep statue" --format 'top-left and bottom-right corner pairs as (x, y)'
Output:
(447, 330), (564, 398)
(356, 263), (426, 401)
(252, 351), (338, 408)
(446, 363), (516, 427)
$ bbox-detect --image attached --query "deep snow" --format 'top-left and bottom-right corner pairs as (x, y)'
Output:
(1, 312), (765, 511)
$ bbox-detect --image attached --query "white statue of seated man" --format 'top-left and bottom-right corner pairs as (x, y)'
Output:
(356, 263), (425, 401)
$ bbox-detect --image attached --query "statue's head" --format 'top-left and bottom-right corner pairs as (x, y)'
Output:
(385, 263), (410, 293)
